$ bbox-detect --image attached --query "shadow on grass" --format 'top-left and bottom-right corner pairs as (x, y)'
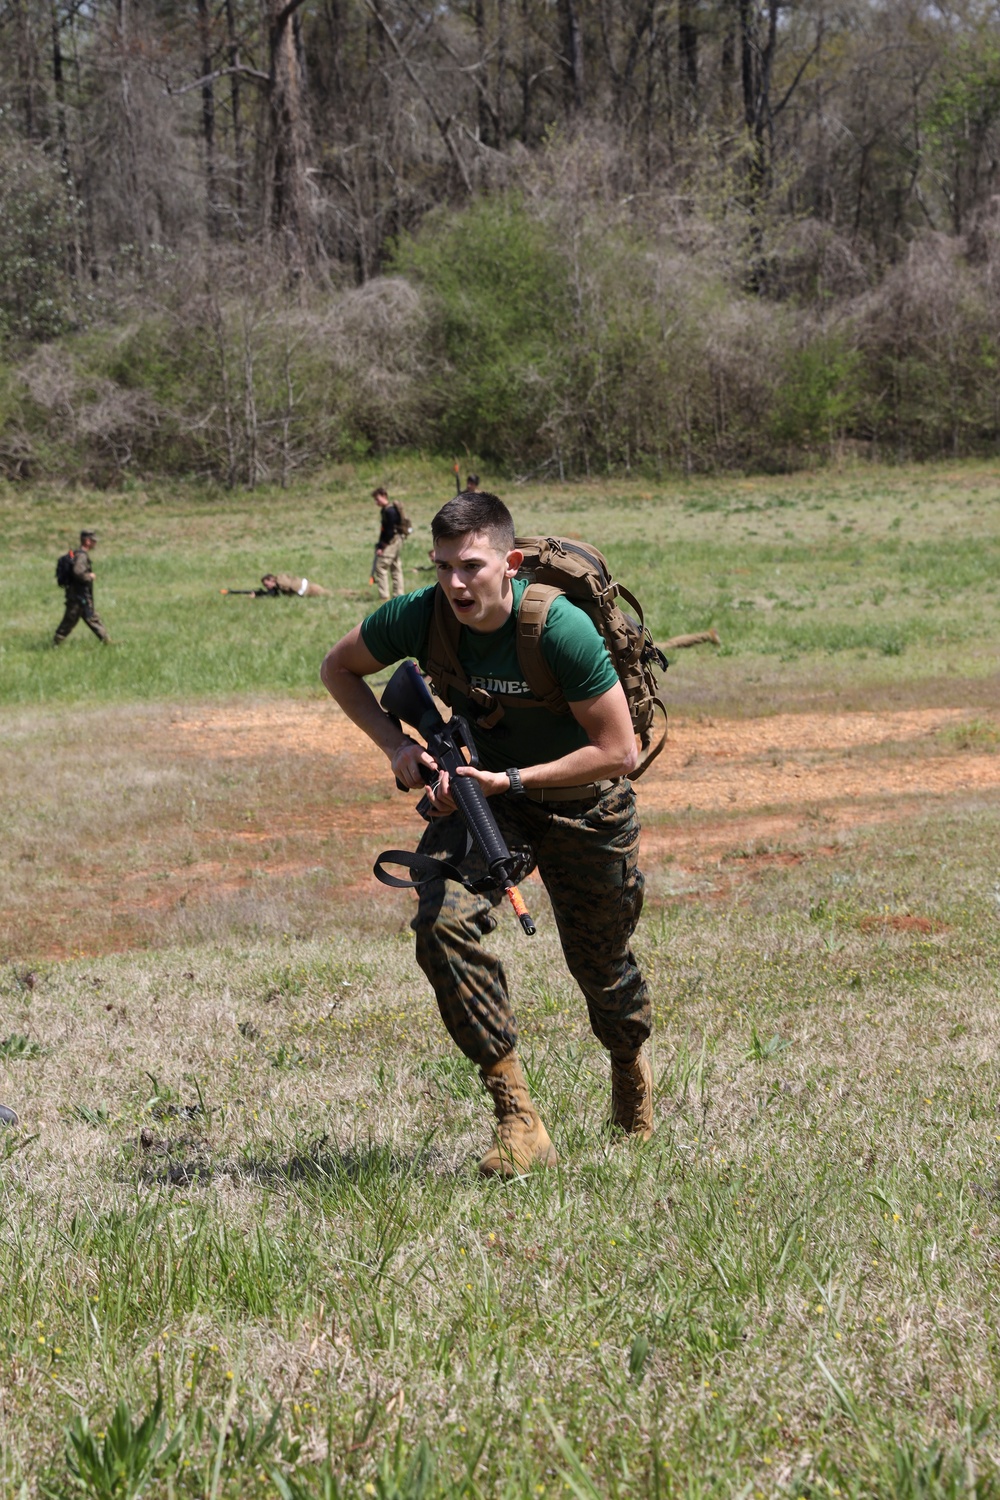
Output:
(133, 1133), (451, 1188)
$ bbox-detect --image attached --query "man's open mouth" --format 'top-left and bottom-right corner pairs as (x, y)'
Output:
(452, 597), (475, 612)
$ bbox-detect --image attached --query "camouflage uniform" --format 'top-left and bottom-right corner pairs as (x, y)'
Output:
(269, 574), (331, 597)
(54, 544), (109, 645)
(411, 782), (650, 1068)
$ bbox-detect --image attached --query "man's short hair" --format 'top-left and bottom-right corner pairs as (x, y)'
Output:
(372, 486), (388, 500)
(80, 529), (97, 543)
(466, 473), (480, 489)
(432, 491), (515, 551)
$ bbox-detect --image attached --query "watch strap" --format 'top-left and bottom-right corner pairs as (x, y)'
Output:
(506, 767), (525, 796)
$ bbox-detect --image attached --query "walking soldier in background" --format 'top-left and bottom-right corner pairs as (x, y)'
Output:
(54, 530), (110, 646)
(322, 490), (654, 1177)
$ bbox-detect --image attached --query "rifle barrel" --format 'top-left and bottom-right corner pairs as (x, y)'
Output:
(379, 660), (535, 935)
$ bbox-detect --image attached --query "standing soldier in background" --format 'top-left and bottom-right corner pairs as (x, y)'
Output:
(54, 529), (110, 646)
(371, 487), (407, 601)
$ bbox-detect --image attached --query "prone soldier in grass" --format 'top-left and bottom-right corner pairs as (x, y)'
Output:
(321, 490), (654, 1176)
(54, 529), (110, 646)
(222, 573), (332, 598)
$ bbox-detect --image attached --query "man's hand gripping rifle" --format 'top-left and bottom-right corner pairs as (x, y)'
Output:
(373, 661), (536, 936)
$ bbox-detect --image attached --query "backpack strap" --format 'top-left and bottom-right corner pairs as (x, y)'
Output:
(519, 581), (669, 776)
(424, 586), (506, 729)
(515, 583), (570, 715)
(631, 696), (668, 779)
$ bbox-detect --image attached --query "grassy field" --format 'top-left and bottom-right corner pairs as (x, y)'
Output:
(4, 459), (1000, 712)
(1, 460), (1000, 1498)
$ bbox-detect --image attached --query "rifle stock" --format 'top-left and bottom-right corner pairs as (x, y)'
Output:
(376, 661), (536, 935)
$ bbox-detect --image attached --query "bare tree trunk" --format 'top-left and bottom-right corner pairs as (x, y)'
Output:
(51, 0), (82, 280)
(474, 0), (493, 144)
(242, 303), (259, 487)
(740, 0), (774, 287)
(559, 0), (585, 114)
(14, 0), (41, 140)
(225, 0), (246, 231)
(520, 0), (531, 139)
(496, 0), (507, 144)
(279, 335), (298, 486)
(207, 293), (239, 487)
(114, 0), (147, 270)
(720, 2), (736, 118)
(266, 0), (315, 272)
(678, 0), (698, 124)
(196, 0), (219, 239)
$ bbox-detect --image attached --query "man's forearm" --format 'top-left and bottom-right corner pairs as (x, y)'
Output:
(518, 741), (637, 789)
(321, 664), (409, 761)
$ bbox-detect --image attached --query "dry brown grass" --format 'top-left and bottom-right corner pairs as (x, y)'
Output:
(3, 695), (997, 964)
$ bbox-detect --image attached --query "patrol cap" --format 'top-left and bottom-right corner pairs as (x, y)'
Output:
(80, 528), (98, 543)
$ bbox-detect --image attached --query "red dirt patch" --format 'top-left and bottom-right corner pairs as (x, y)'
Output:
(5, 699), (998, 959)
(859, 914), (947, 935)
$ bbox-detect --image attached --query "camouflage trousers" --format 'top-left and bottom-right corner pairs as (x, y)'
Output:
(54, 591), (109, 645)
(411, 781), (651, 1068)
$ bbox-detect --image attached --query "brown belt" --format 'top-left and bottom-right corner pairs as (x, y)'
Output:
(522, 779), (619, 804)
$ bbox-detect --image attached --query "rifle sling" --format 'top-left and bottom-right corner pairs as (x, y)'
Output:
(373, 849), (470, 890)
(373, 845), (503, 895)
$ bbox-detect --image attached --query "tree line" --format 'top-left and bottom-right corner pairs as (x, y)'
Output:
(1, 0), (999, 481)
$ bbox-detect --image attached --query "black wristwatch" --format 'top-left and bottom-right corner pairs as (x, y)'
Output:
(506, 767), (526, 796)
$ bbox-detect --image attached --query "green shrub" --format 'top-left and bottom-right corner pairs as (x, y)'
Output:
(392, 198), (572, 464)
(769, 331), (863, 452)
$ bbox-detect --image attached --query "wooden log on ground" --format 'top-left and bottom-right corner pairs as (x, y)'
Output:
(660, 629), (721, 650)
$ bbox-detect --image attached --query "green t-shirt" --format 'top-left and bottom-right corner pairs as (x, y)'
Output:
(361, 580), (620, 772)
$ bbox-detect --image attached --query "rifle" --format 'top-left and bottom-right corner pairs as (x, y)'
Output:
(453, 459), (461, 494)
(368, 548), (378, 587)
(373, 661), (536, 936)
(220, 587), (259, 595)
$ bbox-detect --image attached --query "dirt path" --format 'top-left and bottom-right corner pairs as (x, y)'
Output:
(172, 699), (1000, 850)
(6, 700), (997, 961)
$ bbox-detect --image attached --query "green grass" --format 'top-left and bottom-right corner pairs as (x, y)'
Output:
(3, 802), (1000, 1497)
(2, 459), (1000, 1496)
(3, 458), (999, 712)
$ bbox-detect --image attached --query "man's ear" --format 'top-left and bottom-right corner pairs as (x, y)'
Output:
(504, 548), (524, 578)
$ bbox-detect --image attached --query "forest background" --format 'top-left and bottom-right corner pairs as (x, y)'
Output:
(3, 0), (1000, 486)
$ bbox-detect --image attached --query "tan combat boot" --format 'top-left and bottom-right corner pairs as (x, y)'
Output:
(609, 1047), (654, 1140)
(479, 1052), (558, 1178)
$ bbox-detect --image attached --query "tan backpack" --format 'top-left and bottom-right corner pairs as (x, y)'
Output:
(424, 536), (669, 778)
(394, 501), (414, 537)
